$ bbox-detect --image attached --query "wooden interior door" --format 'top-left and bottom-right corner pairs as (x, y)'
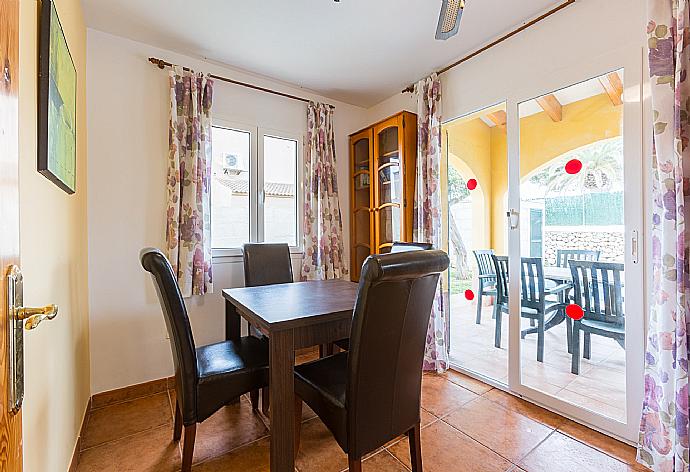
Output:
(0, 0), (22, 469)
(349, 129), (374, 281)
(373, 115), (405, 254)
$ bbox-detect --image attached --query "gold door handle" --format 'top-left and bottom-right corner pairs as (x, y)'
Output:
(17, 304), (58, 330)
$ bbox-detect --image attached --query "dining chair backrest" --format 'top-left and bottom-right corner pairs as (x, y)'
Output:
(492, 255), (509, 307)
(390, 241), (433, 253)
(242, 243), (293, 286)
(568, 260), (625, 326)
(556, 249), (601, 268)
(474, 250), (495, 277)
(492, 256), (547, 311)
(346, 250), (449, 457)
(140, 248), (198, 421)
(519, 257), (547, 311)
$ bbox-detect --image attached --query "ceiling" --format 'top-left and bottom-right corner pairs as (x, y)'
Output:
(82, 0), (565, 107)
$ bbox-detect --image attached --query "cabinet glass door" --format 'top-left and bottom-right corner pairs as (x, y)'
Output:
(351, 131), (373, 280)
(375, 122), (403, 254)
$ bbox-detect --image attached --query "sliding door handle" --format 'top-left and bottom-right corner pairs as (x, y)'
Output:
(507, 209), (520, 230)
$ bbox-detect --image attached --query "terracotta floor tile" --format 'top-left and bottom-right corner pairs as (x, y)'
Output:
(519, 432), (631, 472)
(557, 420), (637, 465)
(295, 417), (350, 472)
(444, 369), (494, 395)
(388, 419), (514, 472)
(482, 389), (567, 429)
(359, 450), (409, 471)
(77, 424), (180, 472)
(192, 437), (271, 472)
(83, 392), (172, 449)
(443, 397), (553, 462)
(383, 409), (439, 448)
(421, 374), (478, 417)
(191, 398), (269, 464)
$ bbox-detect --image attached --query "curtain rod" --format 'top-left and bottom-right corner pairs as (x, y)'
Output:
(148, 57), (335, 109)
(401, 0), (576, 94)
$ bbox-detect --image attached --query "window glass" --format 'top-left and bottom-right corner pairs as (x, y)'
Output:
(263, 135), (298, 245)
(211, 126), (251, 249)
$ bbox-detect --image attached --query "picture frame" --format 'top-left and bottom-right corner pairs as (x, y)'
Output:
(38, 0), (77, 194)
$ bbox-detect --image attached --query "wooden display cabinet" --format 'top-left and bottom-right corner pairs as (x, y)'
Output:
(348, 111), (418, 281)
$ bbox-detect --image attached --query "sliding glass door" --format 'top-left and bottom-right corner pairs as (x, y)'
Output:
(443, 103), (509, 385)
(443, 52), (644, 442)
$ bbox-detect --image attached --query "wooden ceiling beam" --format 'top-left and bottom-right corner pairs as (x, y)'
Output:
(485, 110), (507, 130)
(536, 94), (563, 122)
(599, 72), (623, 106)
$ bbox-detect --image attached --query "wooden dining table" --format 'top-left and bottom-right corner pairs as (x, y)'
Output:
(223, 279), (359, 472)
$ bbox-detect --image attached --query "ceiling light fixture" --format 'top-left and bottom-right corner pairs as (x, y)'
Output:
(436, 0), (465, 40)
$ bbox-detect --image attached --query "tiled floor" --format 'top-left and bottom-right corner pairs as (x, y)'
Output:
(76, 350), (646, 472)
(449, 295), (627, 421)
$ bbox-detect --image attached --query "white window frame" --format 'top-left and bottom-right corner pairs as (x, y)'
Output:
(211, 118), (303, 259)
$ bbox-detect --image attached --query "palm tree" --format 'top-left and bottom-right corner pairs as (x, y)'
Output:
(529, 137), (623, 196)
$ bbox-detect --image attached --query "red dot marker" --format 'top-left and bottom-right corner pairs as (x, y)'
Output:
(565, 159), (583, 175)
(565, 303), (584, 320)
(464, 289), (475, 301)
(467, 179), (478, 190)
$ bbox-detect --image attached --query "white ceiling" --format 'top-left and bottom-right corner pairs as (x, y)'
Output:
(82, 0), (565, 107)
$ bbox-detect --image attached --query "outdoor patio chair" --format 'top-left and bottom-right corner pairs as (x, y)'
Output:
(473, 249), (497, 324)
(555, 249), (601, 268)
(492, 255), (568, 362)
(568, 260), (625, 374)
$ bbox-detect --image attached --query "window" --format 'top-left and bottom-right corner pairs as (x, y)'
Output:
(210, 121), (301, 255)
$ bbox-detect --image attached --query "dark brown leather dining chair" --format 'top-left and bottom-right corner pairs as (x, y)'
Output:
(242, 243), (293, 413)
(140, 248), (269, 472)
(334, 241), (434, 351)
(243, 242), (293, 287)
(294, 250), (450, 472)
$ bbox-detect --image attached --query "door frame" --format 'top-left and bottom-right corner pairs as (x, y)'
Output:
(505, 46), (646, 443)
(442, 44), (648, 444)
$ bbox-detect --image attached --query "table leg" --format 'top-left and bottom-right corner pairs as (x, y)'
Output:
(270, 329), (295, 472)
(226, 300), (242, 405)
(225, 299), (240, 342)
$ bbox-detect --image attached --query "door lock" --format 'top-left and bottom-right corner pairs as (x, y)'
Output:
(507, 209), (520, 230)
(5, 265), (59, 414)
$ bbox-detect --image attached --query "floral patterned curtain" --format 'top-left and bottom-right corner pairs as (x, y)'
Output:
(301, 102), (348, 281)
(166, 66), (214, 297)
(414, 74), (448, 373)
(638, 2), (690, 470)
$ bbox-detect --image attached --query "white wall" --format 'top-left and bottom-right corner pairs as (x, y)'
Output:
(86, 29), (366, 393)
(20, 1), (91, 471)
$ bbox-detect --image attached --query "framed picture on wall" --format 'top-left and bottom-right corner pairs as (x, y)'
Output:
(38, 0), (76, 194)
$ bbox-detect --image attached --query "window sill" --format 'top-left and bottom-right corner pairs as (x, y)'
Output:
(212, 249), (304, 264)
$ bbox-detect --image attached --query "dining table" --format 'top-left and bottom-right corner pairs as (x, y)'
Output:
(223, 279), (359, 472)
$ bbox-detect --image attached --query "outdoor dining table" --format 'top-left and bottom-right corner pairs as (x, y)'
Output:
(223, 279), (359, 472)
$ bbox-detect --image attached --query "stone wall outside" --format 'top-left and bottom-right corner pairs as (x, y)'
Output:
(543, 230), (624, 265)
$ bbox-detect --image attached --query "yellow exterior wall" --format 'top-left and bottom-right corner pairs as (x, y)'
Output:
(444, 93), (622, 255)
(19, 0), (90, 471)
(519, 94), (623, 178)
(447, 117), (493, 252)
